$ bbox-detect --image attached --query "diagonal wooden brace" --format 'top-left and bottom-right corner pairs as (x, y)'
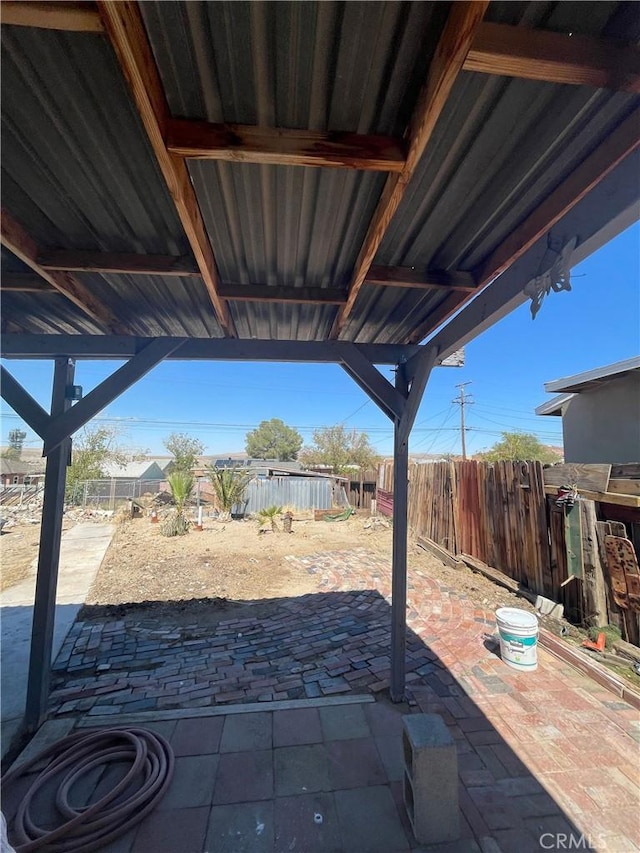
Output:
(339, 343), (406, 422)
(42, 338), (185, 456)
(0, 366), (51, 439)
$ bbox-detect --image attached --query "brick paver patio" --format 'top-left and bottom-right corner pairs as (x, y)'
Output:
(38, 548), (640, 850)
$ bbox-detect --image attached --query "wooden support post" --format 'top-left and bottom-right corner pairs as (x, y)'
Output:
(391, 363), (410, 703)
(25, 358), (74, 731)
(580, 500), (609, 628)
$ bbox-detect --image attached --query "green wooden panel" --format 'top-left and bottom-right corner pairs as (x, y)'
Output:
(564, 503), (584, 579)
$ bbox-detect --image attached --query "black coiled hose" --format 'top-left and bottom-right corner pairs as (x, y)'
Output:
(2, 727), (174, 853)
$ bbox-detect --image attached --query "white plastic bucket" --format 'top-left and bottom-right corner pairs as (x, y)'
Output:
(495, 607), (539, 671)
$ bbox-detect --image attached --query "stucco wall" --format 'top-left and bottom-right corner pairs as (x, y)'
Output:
(561, 373), (640, 463)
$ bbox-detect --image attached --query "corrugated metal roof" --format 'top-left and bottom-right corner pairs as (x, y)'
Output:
(375, 80), (635, 272)
(140, 1), (447, 134)
(0, 291), (105, 335)
(1, 247), (31, 274)
(75, 273), (225, 338)
(1, 1), (637, 346)
(1, 26), (189, 254)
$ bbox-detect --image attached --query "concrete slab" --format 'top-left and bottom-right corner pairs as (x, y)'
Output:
(334, 785), (410, 852)
(1, 523), (114, 757)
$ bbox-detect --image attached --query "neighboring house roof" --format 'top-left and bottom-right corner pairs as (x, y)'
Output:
(544, 357), (640, 394)
(101, 461), (165, 479)
(145, 457), (174, 473)
(536, 357), (640, 417)
(0, 458), (30, 475)
(535, 393), (574, 418)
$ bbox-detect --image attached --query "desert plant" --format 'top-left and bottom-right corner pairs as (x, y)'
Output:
(161, 470), (194, 537)
(257, 505), (283, 532)
(161, 512), (190, 537)
(206, 466), (253, 520)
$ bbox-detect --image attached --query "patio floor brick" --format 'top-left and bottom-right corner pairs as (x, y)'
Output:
(273, 744), (332, 796)
(272, 706), (322, 747)
(219, 710), (272, 752)
(274, 792), (341, 853)
(18, 545), (637, 851)
(205, 801), (275, 853)
(213, 750), (274, 804)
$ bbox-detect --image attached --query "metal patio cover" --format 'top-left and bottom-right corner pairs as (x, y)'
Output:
(1, 0), (638, 351)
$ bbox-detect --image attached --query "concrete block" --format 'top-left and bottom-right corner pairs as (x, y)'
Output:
(402, 713), (459, 845)
(534, 595), (564, 620)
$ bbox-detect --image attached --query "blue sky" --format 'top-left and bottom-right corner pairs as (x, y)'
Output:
(2, 223), (639, 459)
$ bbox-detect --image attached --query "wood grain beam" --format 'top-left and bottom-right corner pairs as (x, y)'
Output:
(406, 291), (470, 345)
(365, 265), (477, 292)
(406, 107), (640, 345)
(465, 22), (640, 93)
(219, 284), (347, 305)
(0, 1), (103, 32)
(1, 334), (423, 366)
(339, 344), (406, 422)
(97, 1), (234, 336)
(38, 249), (200, 276)
(166, 118), (406, 172)
(43, 338), (184, 456)
(1, 273), (57, 292)
(332, 1), (489, 338)
(0, 210), (128, 332)
(0, 365), (50, 439)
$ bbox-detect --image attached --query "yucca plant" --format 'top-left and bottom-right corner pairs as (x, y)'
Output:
(206, 466), (253, 520)
(161, 470), (194, 537)
(257, 505), (283, 532)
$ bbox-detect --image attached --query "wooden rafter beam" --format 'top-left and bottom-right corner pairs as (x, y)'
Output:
(1, 334), (423, 366)
(465, 22), (640, 93)
(0, 210), (128, 332)
(1, 273), (57, 292)
(97, 1), (234, 337)
(405, 291), (472, 346)
(166, 118), (406, 172)
(332, 1), (489, 338)
(406, 107), (640, 345)
(219, 284), (347, 305)
(365, 265), (477, 292)
(0, 1), (103, 32)
(7, 246), (476, 299)
(38, 249), (200, 276)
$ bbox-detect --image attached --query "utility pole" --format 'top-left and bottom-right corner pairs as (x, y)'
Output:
(453, 382), (473, 460)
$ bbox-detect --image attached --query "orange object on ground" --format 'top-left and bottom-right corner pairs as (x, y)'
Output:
(582, 632), (606, 652)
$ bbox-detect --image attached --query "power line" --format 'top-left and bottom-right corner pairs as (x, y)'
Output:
(453, 382), (473, 460)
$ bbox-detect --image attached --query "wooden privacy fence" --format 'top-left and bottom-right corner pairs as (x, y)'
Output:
(379, 460), (640, 643)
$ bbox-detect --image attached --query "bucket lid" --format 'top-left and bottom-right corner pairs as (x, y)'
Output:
(495, 607), (538, 629)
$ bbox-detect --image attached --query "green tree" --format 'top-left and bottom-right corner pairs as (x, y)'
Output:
(206, 466), (254, 520)
(162, 470), (194, 537)
(163, 432), (204, 474)
(479, 431), (561, 463)
(3, 429), (27, 459)
(66, 426), (145, 503)
(245, 418), (303, 461)
(298, 425), (379, 474)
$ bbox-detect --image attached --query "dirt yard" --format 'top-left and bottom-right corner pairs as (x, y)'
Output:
(0, 519), (75, 591)
(0, 511), (546, 618)
(77, 512), (537, 621)
(4, 511), (639, 689)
